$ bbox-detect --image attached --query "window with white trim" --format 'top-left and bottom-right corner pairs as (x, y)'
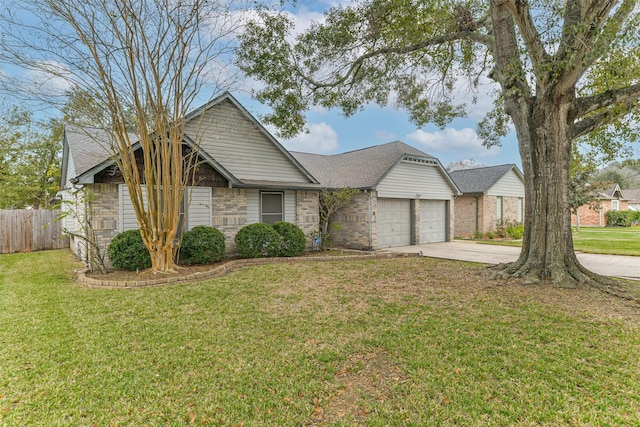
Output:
(611, 199), (619, 211)
(496, 196), (503, 225)
(261, 192), (284, 224)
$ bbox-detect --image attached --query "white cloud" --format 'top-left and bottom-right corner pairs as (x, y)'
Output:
(281, 122), (338, 154)
(374, 129), (396, 141)
(23, 61), (73, 96)
(406, 128), (500, 158)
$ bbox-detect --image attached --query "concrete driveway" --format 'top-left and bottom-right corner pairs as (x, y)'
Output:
(385, 241), (640, 280)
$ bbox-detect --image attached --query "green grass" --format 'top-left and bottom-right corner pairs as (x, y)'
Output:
(475, 226), (640, 256)
(2, 250), (640, 425)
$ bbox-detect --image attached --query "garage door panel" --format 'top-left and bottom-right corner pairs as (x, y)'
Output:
(377, 199), (410, 248)
(420, 200), (446, 243)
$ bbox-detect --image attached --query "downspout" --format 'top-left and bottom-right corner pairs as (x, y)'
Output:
(367, 190), (373, 250)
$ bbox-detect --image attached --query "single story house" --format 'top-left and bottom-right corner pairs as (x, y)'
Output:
(59, 92), (321, 265)
(60, 92), (459, 267)
(448, 164), (525, 237)
(292, 142), (460, 249)
(571, 183), (628, 227)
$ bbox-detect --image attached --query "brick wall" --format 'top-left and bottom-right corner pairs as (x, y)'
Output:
(454, 194), (522, 237)
(454, 195), (478, 237)
(503, 196), (520, 225)
(330, 191), (375, 249)
(571, 200), (629, 227)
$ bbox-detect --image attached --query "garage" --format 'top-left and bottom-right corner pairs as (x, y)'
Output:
(377, 198), (411, 248)
(419, 200), (447, 243)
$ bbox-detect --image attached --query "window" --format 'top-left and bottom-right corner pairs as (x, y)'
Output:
(496, 196), (503, 225)
(611, 200), (619, 211)
(517, 198), (524, 223)
(261, 192), (283, 224)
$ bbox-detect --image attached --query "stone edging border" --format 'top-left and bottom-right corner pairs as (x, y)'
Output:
(76, 252), (409, 289)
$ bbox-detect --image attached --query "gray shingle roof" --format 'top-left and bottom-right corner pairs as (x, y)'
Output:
(448, 164), (520, 194)
(621, 189), (640, 202)
(291, 141), (434, 188)
(65, 124), (139, 179)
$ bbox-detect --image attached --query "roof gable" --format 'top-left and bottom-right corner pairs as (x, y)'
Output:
(449, 164), (523, 194)
(183, 92), (317, 184)
(60, 92), (318, 187)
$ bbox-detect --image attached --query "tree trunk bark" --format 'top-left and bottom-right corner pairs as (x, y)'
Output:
(494, 95), (625, 293)
(146, 237), (178, 273)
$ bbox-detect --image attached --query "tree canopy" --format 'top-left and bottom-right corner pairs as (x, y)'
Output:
(0, 104), (61, 209)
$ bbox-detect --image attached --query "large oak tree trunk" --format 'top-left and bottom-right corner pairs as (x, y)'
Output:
(495, 95), (625, 294)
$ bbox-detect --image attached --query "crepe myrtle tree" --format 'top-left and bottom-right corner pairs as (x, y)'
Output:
(237, 0), (640, 291)
(1, 0), (244, 272)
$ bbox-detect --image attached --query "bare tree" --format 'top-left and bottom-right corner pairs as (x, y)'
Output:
(1, 0), (245, 272)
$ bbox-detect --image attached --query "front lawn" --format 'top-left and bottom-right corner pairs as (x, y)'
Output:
(1, 250), (639, 425)
(475, 226), (640, 256)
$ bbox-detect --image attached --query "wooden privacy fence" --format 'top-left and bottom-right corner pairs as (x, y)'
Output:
(0, 209), (70, 254)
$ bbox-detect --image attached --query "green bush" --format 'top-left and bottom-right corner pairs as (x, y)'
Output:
(484, 231), (495, 239)
(234, 223), (281, 258)
(179, 226), (226, 265)
(272, 221), (306, 257)
(507, 224), (525, 239)
(107, 229), (151, 271)
(473, 230), (484, 240)
(605, 210), (640, 227)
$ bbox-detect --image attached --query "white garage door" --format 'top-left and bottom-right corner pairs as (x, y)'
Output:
(420, 200), (446, 243)
(377, 198), (411, 248)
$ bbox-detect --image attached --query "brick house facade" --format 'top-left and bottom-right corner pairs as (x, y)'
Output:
(449, 165), (525, 238)
(570, 184), (628, 227)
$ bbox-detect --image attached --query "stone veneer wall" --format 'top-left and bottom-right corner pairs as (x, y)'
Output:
(330, 191), (376, 250)
(85, 186), (320, 264)
(88, 183), (120, 267)
(212, 187), (247, 252)
(295, 191), (320, 248)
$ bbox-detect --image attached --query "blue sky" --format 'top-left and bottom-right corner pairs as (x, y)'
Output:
(234, 92), (522, 170)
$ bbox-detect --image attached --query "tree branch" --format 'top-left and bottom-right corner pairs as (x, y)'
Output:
(295, 30), (494, 90)
(488, 1), (532, 101)
(573, 83), (640, 119)
(494, 0), (549, 70)
(572, 99), (637, 139)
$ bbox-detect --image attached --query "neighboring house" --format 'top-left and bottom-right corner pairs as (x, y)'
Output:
(292, 142), (460, 249)
(59, 92), (321, 264)
(448, 164), (525, 238)
(621, 189), (640, 211)
(571, 183), (628, 227)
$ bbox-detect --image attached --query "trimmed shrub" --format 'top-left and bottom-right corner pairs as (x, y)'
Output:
(272, 221), (306, 257)
(605, 210), (640, 227)
(179, 226), (226, 265)
(234, 223), (281, 258)
(107, 229), (151, 271)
